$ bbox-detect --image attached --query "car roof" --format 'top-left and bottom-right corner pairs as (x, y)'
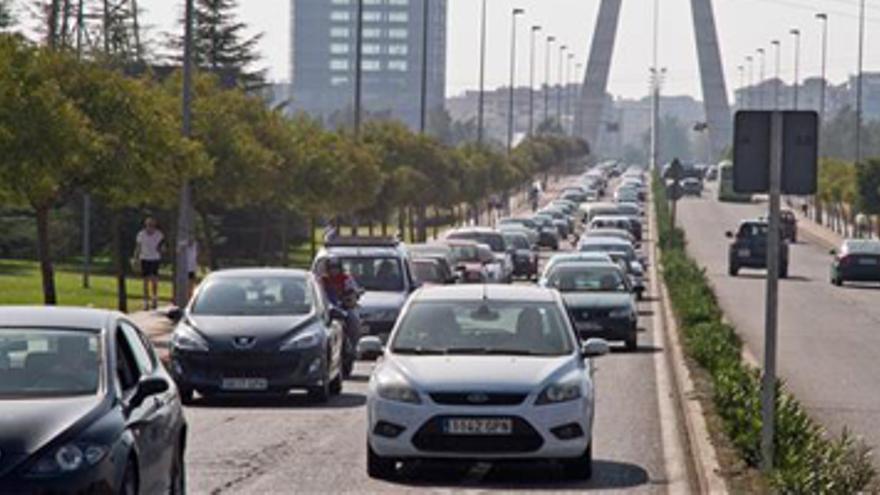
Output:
(579, 236), (632, 246)
(0, 306), (116, 330)
(549, 260), (621, 271)
(318, 245), (404, 257)
(447, 227), (501, 235)
(591, 215), (630, 222)
(206, 267), (312, 279)
(412, 284), (558, 303)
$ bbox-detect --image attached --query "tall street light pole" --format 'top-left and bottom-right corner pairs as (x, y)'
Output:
(575, 62), (584, 136)
(528, 25), (541, 136)
(757, 48), (766, 109)
(507, 8), (524, 153)
(477, 0), (487, 145)
(566, 52), (575, 134)
(771, 40), (781, 109)
(174, 0), (195, 308)
(557, 44), (567, 125)
(856, 0), (866, 165)
(737, 65), (745, 108)
(544, 35), (555, 125)
(746, 56), (754, 109)
(353, 0), (364, 137)
(816, 13), (828, 125)
(419, 0), (430, 133)
(790, 28), (801, 110)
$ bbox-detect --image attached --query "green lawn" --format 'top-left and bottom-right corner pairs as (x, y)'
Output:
(0, 259), (173, 310)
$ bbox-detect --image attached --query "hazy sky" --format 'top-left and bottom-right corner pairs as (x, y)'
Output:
(130, 0), (879, 101)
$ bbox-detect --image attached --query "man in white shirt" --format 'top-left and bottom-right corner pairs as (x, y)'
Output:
(134, 217), (164, 310)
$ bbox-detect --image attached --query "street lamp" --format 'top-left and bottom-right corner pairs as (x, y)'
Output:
(771, 40), (781, 109)
(650, 67), (667, 171)
(575, 62), (584, 135)
(757, 48), (766, 109)
(566, 52), (575, 134)
(816, 14), (828, 124)
(544, 35), (555, 125)
(477, 0), (487, 145)
(353, 0), (364, 136)
(790, 28), (801, 110)
(507, 7), (524, 153)
(174, 0), (195, 308)
(856, 0), (865, 164)
(737, 65), (745, 108)
(557, 44), (567, 125)
(419, 0), (429, 133)
(528, 25), (541, 136)
(746, 55), (754, 109)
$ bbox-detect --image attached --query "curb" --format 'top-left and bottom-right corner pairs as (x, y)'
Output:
(652, 203), (729, 494)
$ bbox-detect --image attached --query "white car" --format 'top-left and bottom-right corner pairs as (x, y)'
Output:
(360, 285), (609, 481)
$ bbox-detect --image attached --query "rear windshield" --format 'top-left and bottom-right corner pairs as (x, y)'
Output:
(0, 329), (101, 398)
(448, 232), (506, 252)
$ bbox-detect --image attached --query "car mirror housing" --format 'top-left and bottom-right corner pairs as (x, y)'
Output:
(581, 338), (610, 358)
(129, 376), (169, 410)
(357, 336), (385, 360)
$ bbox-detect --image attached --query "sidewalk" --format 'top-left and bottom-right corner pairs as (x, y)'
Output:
(791, 205), (844, 249)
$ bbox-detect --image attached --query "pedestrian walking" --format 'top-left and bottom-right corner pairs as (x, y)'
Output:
(185, 238), (199, 300)
(134, 217), (165, 310)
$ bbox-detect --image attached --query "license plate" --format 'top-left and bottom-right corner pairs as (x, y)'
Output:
(738, 249), (750, 257)
(221, 378), (268, 391)
(858, 258), (878, 265)
(577, 321), (602, 331)
(444, 418), (513, 435)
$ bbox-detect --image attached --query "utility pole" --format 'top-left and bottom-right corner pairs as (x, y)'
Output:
(856, 0), (865, 165)
(757, 48), (766, 109)
(174, 0), (195, 309)
(790, 28), (801, 110)
(544, 35), (555, 126)
(419, 0), (429, 133)
(353, 0), (364, 137)
(737, 65), (745, 108)
(507, 8), (524, 153)
(528, 25), (541, 136)
(557, 44), (567, 126)
(816, 13), (828, 126)
(477, 0), (487, 145)
(771, 40), (781, 109)
(566, 52), (575, 134)
(746, 56), (754, 109)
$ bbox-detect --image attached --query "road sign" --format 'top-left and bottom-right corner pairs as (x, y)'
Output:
(733, 111), (818, 195)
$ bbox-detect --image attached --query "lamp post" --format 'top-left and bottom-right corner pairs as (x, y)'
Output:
(477, 0), (487, 145)
(575, 62), (584, 136)
(746, 55), (754, 109)
(737, 65), (745, 108)
(544, 35), (555, 125)
(353, 0), (364, 136)
(557, 44), (567, 125)
(757, 48), (766, 109)
(419, 0), (429, 133)
(816, 13), (828, 124)
(507, 7), (525, 153)
(566, 52), (575, 134)
(856, 0), (865, 165)
(771, 40), (781, 109)
(528, 25), (541, 136)
(790, 28), (801, 110)
(174, 0), (195, 308)
(650, 67), (667, 171)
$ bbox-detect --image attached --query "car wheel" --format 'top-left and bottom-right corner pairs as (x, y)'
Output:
(832, 276), (843, 286)
(169, 440), (186, 495)
(308, 363), (331, 403)
(561, 443), (593, 480)
(625, 334), (638, 352)
(367, 443), (397, 480)
(121, 457), (138, 495)
(728, 263), (738, 276)
(330, 371), (343, 396)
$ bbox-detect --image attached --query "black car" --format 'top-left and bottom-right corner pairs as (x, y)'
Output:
(502, 230), (539, 280)
(727, 220), (789, 277)
(0, 307), (187, 494)
(830, 239), (880, 286)
(171, 268), (346, 403)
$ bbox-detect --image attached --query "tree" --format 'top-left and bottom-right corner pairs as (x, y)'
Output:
(855, 158), (880, 236)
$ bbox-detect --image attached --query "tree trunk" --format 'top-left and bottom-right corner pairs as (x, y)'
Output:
(112, 211), (128, 312)
(417, 206), (428, 242)
(280, 209), (290, 267)
(397, 207), (406, 239)
(35, 206), (57, 305)
(309, 216), (318, 260)
(408, 207), (416, 243)
(198, 209), (218, 270)
(381, 220), (388, 237)
(257, 211), (271, 264)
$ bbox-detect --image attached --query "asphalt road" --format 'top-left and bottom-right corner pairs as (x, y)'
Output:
(177, 180), (693, 494)
(677, 184), (880, 464)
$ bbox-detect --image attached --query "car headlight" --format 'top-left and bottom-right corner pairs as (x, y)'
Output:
(609, 308), (635, 319)
(375, 370), (421, 404)
(280, 326), (324, 351)
(27, 443), (108, 477)
(172, 322), (209, 352)
(536, 379), (583, 405)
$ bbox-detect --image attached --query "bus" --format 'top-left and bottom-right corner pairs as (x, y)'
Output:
(717, 160), (752, 202)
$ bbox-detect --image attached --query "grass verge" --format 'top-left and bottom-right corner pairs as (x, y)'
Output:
(653, 174), (876, 493)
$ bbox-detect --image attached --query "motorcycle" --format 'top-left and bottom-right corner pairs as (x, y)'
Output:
(339, 289), (362, 379)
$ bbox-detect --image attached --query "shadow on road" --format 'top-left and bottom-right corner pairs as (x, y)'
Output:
(733, 273), (811, 283)
(387, 459), (650, 490)
(611, 345), (662, 355)
(836, 282), (880, 291)
(189, 391), (367, 409)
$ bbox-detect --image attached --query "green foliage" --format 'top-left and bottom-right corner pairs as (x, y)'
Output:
(652, 173), (876, 493)
(855, 158), (880, 215)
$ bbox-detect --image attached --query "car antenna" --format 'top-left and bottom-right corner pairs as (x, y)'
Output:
(482, 284), (489, 301)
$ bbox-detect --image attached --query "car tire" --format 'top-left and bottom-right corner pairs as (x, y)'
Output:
(330, 371), (343, 396)
(308, 363), (331, 403)
(367, 443), (397, 480)
(561, 443), (593, 481)
(832, 276), (843, 286)
(625, 334), (638, 352)
(728, 263), (738, 276)
(179, 385), (194, 406)
(170, 440), (186, 495)
(121, 457), (138, 495)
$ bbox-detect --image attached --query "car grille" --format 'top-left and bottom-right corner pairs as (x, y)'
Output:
(429, 392), (528, 406)
(412, 416), (543, 453)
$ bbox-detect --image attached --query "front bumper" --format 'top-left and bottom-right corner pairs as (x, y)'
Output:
(171, 347), (326, 393)
(0, 457), (117, 495)
(368, 395), (592, 460)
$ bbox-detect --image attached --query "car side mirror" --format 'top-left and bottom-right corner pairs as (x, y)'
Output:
(129, 376), (169, 410)
(581, 338), (610, 358)
(357, 336), (384, 360)
(725, 231), (734, 238)
(328, 307), (347, 322)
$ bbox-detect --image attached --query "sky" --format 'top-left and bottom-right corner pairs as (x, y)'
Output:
(104, 0), (880, 101)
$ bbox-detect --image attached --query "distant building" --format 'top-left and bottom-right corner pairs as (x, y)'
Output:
(290, 0), (447, 130)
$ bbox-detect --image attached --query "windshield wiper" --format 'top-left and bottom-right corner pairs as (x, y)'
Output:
(392, 347), (447, 355)
(444, 347), (556, 356)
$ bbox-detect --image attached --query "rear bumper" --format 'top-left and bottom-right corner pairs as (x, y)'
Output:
(573, 319), (636, 342)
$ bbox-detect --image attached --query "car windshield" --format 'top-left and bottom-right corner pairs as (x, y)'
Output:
(738, 223), (769, 238)
(337, 257), (405, 292)
(391, 301), (573, 356)
(192, 276), (315, 316)
(547, 265), (629, 293)
(0, 329), (101, 398)
(413, 261), (443, 284)
(450, 244), (480, 262)
(449, 232), (505, 252)
(504, 234), (530, 250)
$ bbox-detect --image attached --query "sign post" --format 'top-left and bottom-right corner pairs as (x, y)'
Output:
(732, 110), (817, 472)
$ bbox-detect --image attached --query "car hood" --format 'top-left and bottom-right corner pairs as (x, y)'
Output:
(390, 355), (575, 391)
(0, 395), (104, 475)
(561, 292), (634, 308)
(359, 291), (407, 312)
(188, 314), (317, 349)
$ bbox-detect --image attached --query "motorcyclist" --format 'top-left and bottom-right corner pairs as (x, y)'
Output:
(320, 256), (361, 377)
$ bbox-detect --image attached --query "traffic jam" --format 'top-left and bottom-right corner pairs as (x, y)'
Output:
(0, 162), (650, 492)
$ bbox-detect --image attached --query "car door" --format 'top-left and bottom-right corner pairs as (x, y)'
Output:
(116, 322), (173, 495)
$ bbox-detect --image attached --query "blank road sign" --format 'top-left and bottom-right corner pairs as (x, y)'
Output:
(732, 111), (818, 195)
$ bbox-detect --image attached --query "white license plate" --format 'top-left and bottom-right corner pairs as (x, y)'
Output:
(444, 418), (513, 435)
(738, 249), (750, 257)
(221, 378), (268, 391)
(578, 322), (602, 331)
(858, 258), (878, 265)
